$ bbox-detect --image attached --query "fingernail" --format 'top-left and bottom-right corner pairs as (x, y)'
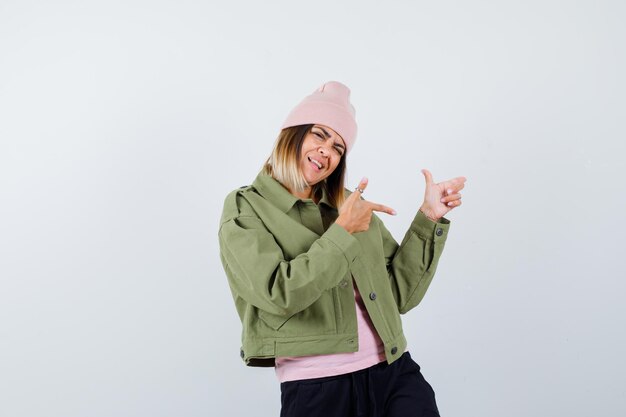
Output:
(391, 210), (397, 215)
(447, 202), (453, 206)
(447, 189), (453, 194)
(361, 176), (368, 183)
(440, 198), (445, 203)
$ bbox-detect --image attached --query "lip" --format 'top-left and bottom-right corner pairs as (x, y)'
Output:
(307, 156), (325, 172)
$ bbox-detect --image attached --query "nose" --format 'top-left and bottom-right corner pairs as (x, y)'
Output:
(318, 144), (331, 158)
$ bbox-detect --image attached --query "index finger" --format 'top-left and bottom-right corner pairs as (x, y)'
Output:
(442, 176), (467, 193)
(366, 201), (397, 216)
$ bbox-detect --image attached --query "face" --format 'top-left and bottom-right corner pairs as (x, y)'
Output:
(300, 124), (346, 187)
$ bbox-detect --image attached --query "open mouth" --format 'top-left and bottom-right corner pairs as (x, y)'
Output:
(308, 156), (323, 171)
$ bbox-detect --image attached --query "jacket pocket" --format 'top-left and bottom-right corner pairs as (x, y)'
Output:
(257, 292), (338, 335)
(332, 287), (343, 327)
(257, 309), (294, 331)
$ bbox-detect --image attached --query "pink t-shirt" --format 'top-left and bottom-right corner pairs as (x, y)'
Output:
(275, 282), (387, 383)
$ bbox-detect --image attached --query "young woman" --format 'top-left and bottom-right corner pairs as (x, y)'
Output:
(219, 81), (466, 417)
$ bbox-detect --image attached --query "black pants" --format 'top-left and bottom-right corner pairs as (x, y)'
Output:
(280, 352), (440, 417)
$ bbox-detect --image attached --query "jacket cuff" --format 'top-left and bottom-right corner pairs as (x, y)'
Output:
(410, 210), (450, 243)
(322, 223), (361, 264)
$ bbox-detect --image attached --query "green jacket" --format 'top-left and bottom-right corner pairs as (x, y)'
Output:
(218, 173), (450, 367)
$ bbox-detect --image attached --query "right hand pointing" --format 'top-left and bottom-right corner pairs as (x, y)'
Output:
(335, 177), (396, 234)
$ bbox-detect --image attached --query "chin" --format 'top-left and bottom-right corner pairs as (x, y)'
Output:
(305, 175), (324, 187)
(302, 170), (323, 186)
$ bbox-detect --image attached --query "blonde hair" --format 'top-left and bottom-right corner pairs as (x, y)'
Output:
(263, 125), (347, 208)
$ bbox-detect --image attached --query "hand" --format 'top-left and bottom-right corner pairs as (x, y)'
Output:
(419, 169), (467, 221)
(335, 177), (396, 234)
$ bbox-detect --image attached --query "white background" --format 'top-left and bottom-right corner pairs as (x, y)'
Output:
(1, 1), (625, 416)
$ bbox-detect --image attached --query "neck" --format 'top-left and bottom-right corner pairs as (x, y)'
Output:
(290, 186), (311, 200)
(289, 185), (319, 203)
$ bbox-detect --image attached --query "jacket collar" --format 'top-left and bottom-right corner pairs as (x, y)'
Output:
(318, 186), (336, 211)
(252, 172), (336, 213)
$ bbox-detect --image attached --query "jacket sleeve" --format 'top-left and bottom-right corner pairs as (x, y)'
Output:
(219, 214), (361, 317)
(379, 210), (450, 314)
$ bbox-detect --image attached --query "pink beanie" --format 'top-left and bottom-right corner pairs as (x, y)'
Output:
(281, 81), (357, 154)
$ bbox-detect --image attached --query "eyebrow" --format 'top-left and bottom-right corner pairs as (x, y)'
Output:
(316, 126), (332, 138)
(315, 126), (345, 150)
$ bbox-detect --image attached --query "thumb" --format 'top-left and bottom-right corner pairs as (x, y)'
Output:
(357, 177), (368, 192)
(351, 176), (368, 198)
(421, 169), (434, 185)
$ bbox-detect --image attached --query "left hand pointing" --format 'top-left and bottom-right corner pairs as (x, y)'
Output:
(419, 169), (467, 221)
